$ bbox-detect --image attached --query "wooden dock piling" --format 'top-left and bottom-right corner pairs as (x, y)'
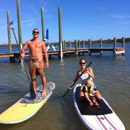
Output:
(75, 40), (78, 56)
(41, 7), (45, 41)
(100, 39), (102, 56)
(88, 39), (91, 56)
(83, 40), (85, 48)
(58, 7), (63, 59)
(122, 37), (125, 56)
(113, 37), (116, 56)
(6, 12), (13, 62)
(64, 40), (66, 50)
(69, 41), (71, 48)
(16, 0), (22, 50)
(7, 12), (12, 53)
(78, 40), (80, 48)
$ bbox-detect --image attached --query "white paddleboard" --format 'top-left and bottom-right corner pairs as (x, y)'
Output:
(73, 84), (125, 130)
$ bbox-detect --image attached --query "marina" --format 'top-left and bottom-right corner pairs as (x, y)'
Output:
(0, 37), (125, 62)
(0, 47), (125, 60)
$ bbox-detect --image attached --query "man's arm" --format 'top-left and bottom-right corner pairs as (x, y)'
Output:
(42, 41), (49, 68)
(20, 41), (29, 59)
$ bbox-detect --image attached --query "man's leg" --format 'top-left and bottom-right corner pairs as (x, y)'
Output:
(29, 60), (37, 93)
(41, 76), (46, 96)
(36, 59), (46, 96)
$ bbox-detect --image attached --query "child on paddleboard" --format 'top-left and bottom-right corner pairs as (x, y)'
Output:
(80, 79), (99, 106)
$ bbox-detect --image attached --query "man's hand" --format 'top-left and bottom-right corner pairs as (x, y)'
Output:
(45, 62), (49, 68)
(20, 53), (25, 59)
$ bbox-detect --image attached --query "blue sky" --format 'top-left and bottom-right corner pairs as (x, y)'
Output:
(0, 0), (130, 44)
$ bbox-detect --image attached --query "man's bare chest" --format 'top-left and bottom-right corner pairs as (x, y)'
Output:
(29, 42), (42, 49)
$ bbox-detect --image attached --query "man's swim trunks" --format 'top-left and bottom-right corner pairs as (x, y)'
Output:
(29, 58), (44, 80)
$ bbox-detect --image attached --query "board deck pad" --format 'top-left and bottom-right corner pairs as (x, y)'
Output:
(20, 82), (54, 104)
(75, 86), (113, 115)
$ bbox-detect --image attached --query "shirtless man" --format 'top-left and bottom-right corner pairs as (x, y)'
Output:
(20, 28), (49, 96)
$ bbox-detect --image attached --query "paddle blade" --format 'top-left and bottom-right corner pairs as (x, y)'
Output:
(30, 83), (36, 99)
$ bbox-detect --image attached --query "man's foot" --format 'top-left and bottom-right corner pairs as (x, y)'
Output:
(42, 91), (46, 97)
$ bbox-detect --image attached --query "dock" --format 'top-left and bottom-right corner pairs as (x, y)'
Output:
(0, 37), (125, 62)
(0, 47), (125, 62)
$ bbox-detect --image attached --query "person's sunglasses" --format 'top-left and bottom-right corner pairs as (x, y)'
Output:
(33, 31), (39, 34)
(80, 62), (86, 65)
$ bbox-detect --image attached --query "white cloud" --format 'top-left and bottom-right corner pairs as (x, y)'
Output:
(30, 4), (39, 17)
(21, 17), (40, 27)
(26, 22), (35, 26)
(125, 14), (130, 18)
(94, 6), (106, 10)
(21, 19), (31, 24)
(99, 6), (106, 10)
(116, 20), (130, 25)
(112, 14), (124, 19)
(110, 14), (130, 25)
(111, 14), (130, 19)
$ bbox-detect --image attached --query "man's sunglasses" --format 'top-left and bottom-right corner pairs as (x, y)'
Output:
(33, 31), (39, 34)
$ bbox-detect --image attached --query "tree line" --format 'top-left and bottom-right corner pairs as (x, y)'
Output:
(0, 38), (130, 48)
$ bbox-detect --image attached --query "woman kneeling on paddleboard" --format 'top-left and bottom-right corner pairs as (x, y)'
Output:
(69, 58), (102, 101)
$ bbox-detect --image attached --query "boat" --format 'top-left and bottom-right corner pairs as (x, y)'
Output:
(73, 84), (125, 130)
(0, 82), (55, 124)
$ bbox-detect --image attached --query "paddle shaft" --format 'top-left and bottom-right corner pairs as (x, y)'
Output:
(11, 28), (31, 82)
(62, 62), (92, 97)
(11, 28), (36, 99)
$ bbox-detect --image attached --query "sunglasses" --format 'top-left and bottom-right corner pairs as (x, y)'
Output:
(80, 62), (86, 65)
(33, 31), (39, 34)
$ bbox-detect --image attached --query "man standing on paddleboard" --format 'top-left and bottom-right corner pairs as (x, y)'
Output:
(20, 28), (49, 97)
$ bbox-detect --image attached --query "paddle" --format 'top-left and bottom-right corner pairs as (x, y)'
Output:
(11, 28), (36, 99)
(62, 62), (92, 97)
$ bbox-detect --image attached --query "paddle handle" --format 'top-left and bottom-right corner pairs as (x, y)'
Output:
(62, 62), (92, 97)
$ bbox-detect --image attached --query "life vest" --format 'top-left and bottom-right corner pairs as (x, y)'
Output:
(84, 85), (94, 97)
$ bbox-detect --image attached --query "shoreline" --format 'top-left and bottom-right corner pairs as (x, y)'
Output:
(0, 38), (130, 48)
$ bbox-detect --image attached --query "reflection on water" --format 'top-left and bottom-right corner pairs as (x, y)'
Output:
(0, 44), (130, 129)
